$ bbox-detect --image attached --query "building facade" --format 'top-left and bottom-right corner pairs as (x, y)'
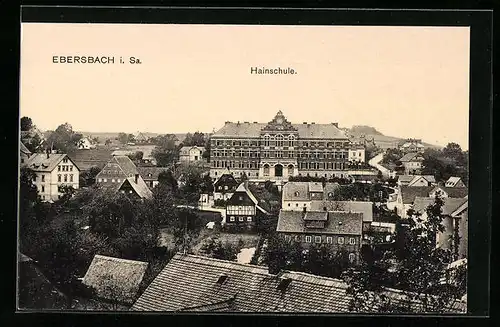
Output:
(225, 183), (268, 229)
(179, 146), (205, 164)
(209, 111), (365, 181)
(400, 152), (425, 175)
(23, 152), (80, 202)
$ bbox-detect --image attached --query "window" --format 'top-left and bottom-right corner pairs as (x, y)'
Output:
(41, 185), (45, 192)
(288, 203), (291, 207)
(294, 235), (300, 242)
(326, 237), (333, 244)
(239, 196), (243, 201)
(58, 174), (61, 182)
(239, 216), (244, 222)
(247, 216), (252, 222)
(41, 175), (45, 182)
(70, 166), (73, 171)
(314, 236), (322, 244)
(294, 191), (300, 197)
(70, 175), (73, 182)
(338, 237), (345, 245)
(230, 216), (235, 222)
(349, 237), (356, 245)
(104, 178), (107, 182)
(349, 253), (356, 263)
(284, 235), (291, 242)
(64, 174), (67, 182)
(305, 236), (312, 243)
(98, 178), (102, 182)
(112, 179), (115, 183)
(129, 190), (133, 193)
(296, 203), (299, 207)
(63, 158), (68, 163)
(58, 166), (61, 171)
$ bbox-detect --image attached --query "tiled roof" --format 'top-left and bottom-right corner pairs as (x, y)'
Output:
(214, 173), (239, 189)
(445, 177), (462, 187)
(282, 182), (310, 201)
(180, 146), (205, 153)
(304, 211), (328, 221)
(277, 210), (363, 235)
(398, 175), (417, 183)
(431, 186), (469, 198)
(308, 182), (323, 193)
(413, 197), (468, 216)
(400, 153), (424, 162)
(400, 186), (434, 204)
(232, 182), (269, 214)
(20, 141), (31, 155)
(131, 254), (466, 313)
(126, 177), (153, 199)
(24, 153), (79, 172)
(407, 175), (436, 187)
(323, 182), (341, 199)
(310, 200), (373, 222)
(212, 121), (348, 139)
(82, 255), (148, 304)
(112, 156), (139, 176)
(137, 167), (169, 181)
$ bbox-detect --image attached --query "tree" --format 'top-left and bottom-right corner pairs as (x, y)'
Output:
(343, 195), (463, 313)
(182, 132), (206, 147)
(157, 170), (178, 193)
(24, 133), (43, 153)
(128, 151), (144, 163)
(21, 116), (33, 131)
(46, 123), (83, 154)
(200, 173), (214, 194)
(170, 208), (203, 252)
(79, 166), (101, 187)
(199, 236), (238, 261)
(117, 133), (129, 144)
(104, 139), (112, 146)
(152, 134), (179, 166)
(177, 165), (204, 205)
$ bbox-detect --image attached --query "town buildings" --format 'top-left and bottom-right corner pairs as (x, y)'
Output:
(209, 111), (365, 181)
(225, 182), (269, 228)
(179, 146), (205, 164)
(397, 174), (436, 187)
(22, 152), (80, 202)
(277, 209), (363, 263)
(213, 172), (239, 201)
(413, 197), (468, 260)
(399, 139), (425, 153)
(77, 137), (96, 150)
(399, 152), (425, 175)
(137, 167), (169, 189)
(445, 176), (466, 188)
(95, 156), (152, 199)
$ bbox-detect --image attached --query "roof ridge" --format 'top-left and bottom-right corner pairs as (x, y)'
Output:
(94, 254), (148, 266)
(280, 270), (347, 284)
(173, 253), (270, 275)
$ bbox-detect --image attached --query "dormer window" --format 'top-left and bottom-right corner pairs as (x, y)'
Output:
(294, 191), (300, 196)
(277, 278), (292, 292)
(216, 274), (228, 285)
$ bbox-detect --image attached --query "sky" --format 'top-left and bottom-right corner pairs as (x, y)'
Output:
(20, 23), (470, 149)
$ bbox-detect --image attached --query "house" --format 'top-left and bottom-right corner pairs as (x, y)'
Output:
(95, 156), (152, 199)
(309, 200), (373, 231)
(348, 144), (366, 163)
(137, 167), (169, 189)
(20, 141), (32, 164)
(82, 255), (148, 305)
(395, 186), (434, 218)
(23, 152), (80, 202)
(428, 186), (468, 199)
(396, 175), (416, 186)
(78, 137), (96, 150)
(225, 182), (269, 228)
(281, 182), (341, 211)
(399, 152), (425, 175)
(406, 175), (436, 187)
(412, 197), (468, 259)
(179, 146), (205, 164)
(134, 132), (149, 144)
(18, 252), (69, 310)
(130, 253), (467, 313)
(399, 139), (425, 153)
(445, 176), (466, 188)
(213, 172), (239, 201)
(277, 209), (363, 263)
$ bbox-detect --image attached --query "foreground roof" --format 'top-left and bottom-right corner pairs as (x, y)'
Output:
(137, 166), (169, 181)
(400, 186), (434, 204)
(82, 255), (148, 304)
(131, 254), (466, 313)
(24, 153), (79, 172)
(413, 197), (468, 216)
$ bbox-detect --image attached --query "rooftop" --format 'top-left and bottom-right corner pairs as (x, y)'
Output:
(309, 200), (373, 222)
(82, 255), (149, 304)
(24, 153), (79, 172)
(277, 210), (363, 235)
(131, 253), (466, 313)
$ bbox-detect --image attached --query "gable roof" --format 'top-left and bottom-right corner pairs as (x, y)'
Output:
(309, 200), (373, 222)
(214, 173), (239, 189)
(282, 182), (311, 201)
(400, 152), (424, 162)
(413, 197), (468, 216)
(232, 183), (269, 214)
(110, 156), (138, 176)
(180, 146), (205, 153)
(137, 167), (169, 181)
(82, 255), (148, 304)
(277, 210), (363, 235)
(398, 175), (416, 183)
(400, 186), (434, 204)
(20, 141), (31, 155)
(407, 175), (436, 187)
(131, 254), (466, 313)
(24, 153), (79, 172)
(445, 176), (462, 187)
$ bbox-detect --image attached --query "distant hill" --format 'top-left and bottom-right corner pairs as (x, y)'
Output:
(349, 125), (384, 136)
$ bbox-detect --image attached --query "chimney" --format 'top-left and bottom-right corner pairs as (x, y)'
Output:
(135, 174), (139, 183)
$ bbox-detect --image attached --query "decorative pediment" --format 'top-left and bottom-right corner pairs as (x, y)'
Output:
(261, 111), (297, 132)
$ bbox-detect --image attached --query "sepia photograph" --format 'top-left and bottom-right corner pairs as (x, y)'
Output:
(18, 16), (476, 314)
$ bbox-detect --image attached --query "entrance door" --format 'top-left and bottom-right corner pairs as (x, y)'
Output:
(275, 164), (283, 177)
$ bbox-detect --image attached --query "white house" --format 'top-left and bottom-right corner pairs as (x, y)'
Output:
(445, 176), (466, 188)
(23, 152), (80, 202)
(78, 137), (96, 150)
(179, 146), (205, 164)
